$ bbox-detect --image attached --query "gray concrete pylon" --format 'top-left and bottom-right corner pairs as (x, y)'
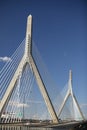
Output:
(0, 15), (59, 123)
(58, 70), (85, 120)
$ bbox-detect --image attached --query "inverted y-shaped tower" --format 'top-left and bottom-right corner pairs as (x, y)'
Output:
(0, 15), (58, 123)
(58, 70), (85, 120)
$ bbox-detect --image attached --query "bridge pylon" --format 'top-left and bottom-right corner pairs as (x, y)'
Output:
(0, 15), (59, 123)
(58, 70), (85, 120)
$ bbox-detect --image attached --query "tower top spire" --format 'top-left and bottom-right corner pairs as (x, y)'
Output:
(25, 14), (32, 57)
(69, 69), (72, 81)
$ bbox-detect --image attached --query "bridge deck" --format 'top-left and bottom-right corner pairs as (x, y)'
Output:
(0, 120), (87, 130)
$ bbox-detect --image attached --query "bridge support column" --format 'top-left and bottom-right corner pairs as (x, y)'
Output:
(0, 14), (59, 124)
(58, 70), (85, 120)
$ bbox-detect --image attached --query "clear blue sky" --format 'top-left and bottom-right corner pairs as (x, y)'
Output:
(0, 0), (87, 117)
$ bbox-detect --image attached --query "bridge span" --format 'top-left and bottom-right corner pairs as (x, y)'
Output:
(0, 15), (86, 129)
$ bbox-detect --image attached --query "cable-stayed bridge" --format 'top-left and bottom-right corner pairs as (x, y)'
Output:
(0, 15), (86, 130)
